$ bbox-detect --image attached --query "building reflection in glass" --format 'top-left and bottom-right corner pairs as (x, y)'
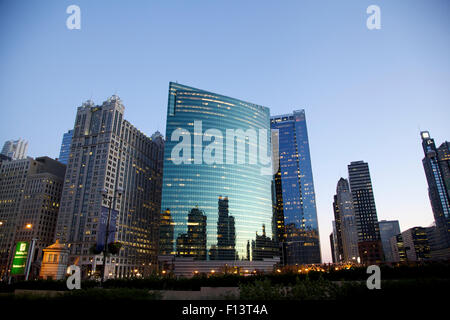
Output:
(252, 224), (278, 261)
(159, 209), (174, 255)
(176, 207), (207, 260)
(210, 196), (237, 260)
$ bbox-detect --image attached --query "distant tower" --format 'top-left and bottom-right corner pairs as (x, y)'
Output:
(330, 232), (336, 263)
(332, 195), (344, 262)
(1, 139), (28, 160)
(58, 130), (73, 165)
(333, 178), (359, 263)
(348, 161), (383, 264)
(378, 220), (401, 262)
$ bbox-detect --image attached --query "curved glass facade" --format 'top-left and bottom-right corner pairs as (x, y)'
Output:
(160, 82), (276, 262)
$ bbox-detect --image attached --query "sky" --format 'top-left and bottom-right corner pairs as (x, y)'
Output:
(0, 0), (449, 263)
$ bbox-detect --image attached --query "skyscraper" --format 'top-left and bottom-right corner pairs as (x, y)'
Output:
(271, 110), (321, 265)
(159, 82), (277, 272)
(348, 161), (383, 264)
(378, 220), (401, 262)
(55, 96), (164, 279)
(332, 195), (344, 262)
(329, 232), (336, 263)
(0, 154), (11, 167)
(390, 234), (407, 263)
(330, 221), (339, 264)
(420, 131), (450, 250)
(333, 178), (359, 263)
(401, 227), (431, 262)
(1, 139), (28, 160)
(0, 156), (65, 278)
(58, 129), (73, 165)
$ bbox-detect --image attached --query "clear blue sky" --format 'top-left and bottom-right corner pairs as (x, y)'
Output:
(1, 0), (449, 262)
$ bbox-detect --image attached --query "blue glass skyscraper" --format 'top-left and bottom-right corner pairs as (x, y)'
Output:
(160, 82), (277, 264)
(271, 110), (321, 265)
(58, 129), (73, 165)
(421, 131), (450, 249)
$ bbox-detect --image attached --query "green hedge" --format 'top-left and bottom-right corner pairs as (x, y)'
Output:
(1, 261), (449, 292)
(239, 277), (450, 300)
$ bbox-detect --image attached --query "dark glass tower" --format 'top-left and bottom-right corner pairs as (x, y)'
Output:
(332, 194), (344, 262)
(329, 232), (336, 263)
(421, 131), (450, 248)
(271, 110), (321, 265)
(378, 220), (401, 262)
(160, 82), (275, 263)
(58, 129), (73, 165)
(348, 161), (383, 264)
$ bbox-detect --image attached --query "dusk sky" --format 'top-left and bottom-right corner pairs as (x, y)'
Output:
(1, 0), (449, 262)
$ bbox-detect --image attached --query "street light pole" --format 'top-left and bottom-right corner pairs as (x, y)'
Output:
(24, 238), (38, 281)
(100, 187), (122, 285)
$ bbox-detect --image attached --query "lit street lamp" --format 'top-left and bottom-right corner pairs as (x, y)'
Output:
(23, 223), (37, 281)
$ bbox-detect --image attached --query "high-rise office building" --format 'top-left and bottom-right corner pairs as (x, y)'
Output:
(333, 178), (359, 263)
(58, 130), (73, 165)
(0, 154), (11, 167)
(424, 224), (450, 260)
(420, 131), (450, 250)
(0, 156), (65, 278)
(159, 82), (278, 274)
(348, 161), (383, 264)
(329, 232), (336, 263)
(401, 227), (431, 262)
(271, 110), (321, 265)
(1, 139), (28, 160)
(390, 234), (407, 263)
(379, 220), (401, 262)
(55, 96), (164, 279)
(332, 195), (344, 262)
(330, 221), (339, 263)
